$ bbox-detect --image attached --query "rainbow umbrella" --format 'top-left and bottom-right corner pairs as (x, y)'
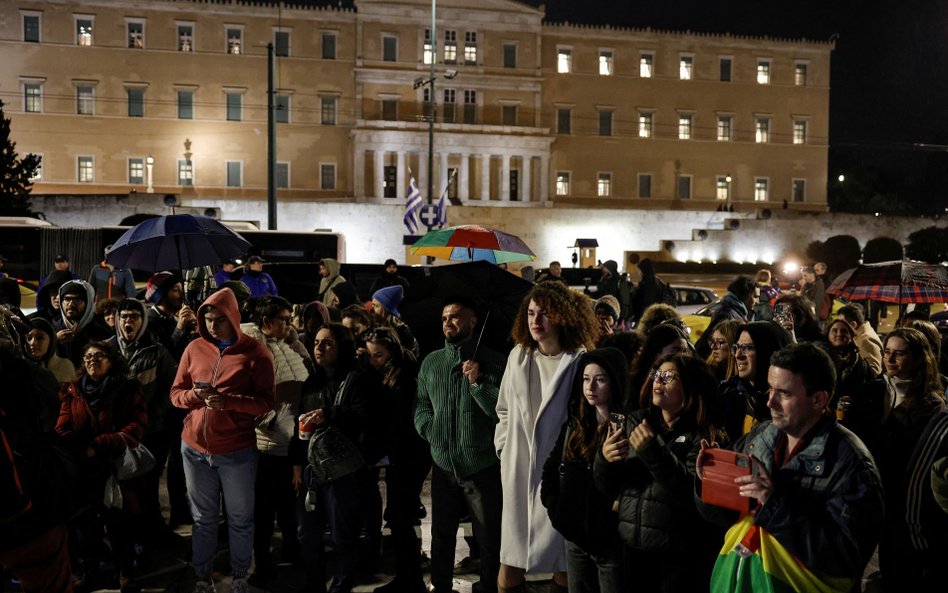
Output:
(410, 225), (536, 264)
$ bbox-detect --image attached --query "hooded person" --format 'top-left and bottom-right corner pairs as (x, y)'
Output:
(330, 282), (359, 310)
(316, 258), (346, 306)
(107, 298), (178, 537)
(23, 317), (76, 383)
(53, 279), (110, 366)
(31, 269), (76, 323)
(368, 258), (410, 296)
(300, 300), (331, 357)
(371, 285), (420, 357)
(718, 320), (793, 441)
(170, 288), (275, 592)
(630, 258), (669, 322)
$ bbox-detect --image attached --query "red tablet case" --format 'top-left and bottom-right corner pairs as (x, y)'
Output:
(700, 448), (753, 513)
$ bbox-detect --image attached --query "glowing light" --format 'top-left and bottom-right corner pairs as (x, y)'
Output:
(782, 260), (799, 275)
(838, 174), (845, 182)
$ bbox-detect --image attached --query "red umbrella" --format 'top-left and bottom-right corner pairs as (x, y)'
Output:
(826, 260), (948, 304)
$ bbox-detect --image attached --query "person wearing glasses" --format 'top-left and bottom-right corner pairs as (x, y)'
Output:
(878, 328), (946, 591)
(695, 276), (758, 359)
(170, 288), (276, 593)
(240, 296), (312, 585)
(628, 321), (693, 404)
(598, 354), (726, 592)
(53, 279), (111, 367)
(56, 340), (147, 592)
(704, 319), (741, 382)
(718, 321), (792, 442)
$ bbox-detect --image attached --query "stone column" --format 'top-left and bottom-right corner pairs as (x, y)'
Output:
(539, 154), (550, 202)
(373, 150), (385, 199)
(396, 151), (406, 199)
(501, 154), (511, 201)
(459, 154), (470, 201)
(353, 147), (365, 198)
(480, 155), (491, 201)
(521, 155), (532, 202)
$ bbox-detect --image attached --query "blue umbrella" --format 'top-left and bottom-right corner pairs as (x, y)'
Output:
(105, 214), (251, 272)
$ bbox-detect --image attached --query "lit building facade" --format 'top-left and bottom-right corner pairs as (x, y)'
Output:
(1, 0), (831, 210)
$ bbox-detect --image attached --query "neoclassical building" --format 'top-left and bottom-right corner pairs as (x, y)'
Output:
(1, 0), (832, 211)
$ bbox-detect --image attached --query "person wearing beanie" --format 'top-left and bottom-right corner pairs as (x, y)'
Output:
(106, 298), (178, 539)
(23, 317), (76, 383)
(371, 285), (420, 357)
(316, 258), (347, 306)
(594, 295), (622, 345)
(240, 256), (278, 298)
(369, 258), (410, 296)
(52, 279), (110, 366)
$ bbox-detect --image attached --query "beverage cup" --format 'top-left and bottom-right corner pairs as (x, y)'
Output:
(299, 418), (314, 440)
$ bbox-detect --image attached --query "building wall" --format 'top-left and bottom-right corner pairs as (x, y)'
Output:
(2, 0), (831, 211)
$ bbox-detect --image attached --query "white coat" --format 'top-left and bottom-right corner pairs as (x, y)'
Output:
(494, 344), (583, 571)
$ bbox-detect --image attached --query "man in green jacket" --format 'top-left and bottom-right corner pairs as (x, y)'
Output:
(415, 296), (506, 593)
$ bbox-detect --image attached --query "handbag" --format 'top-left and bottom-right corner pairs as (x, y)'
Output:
(113, 432), (157, 481)
(307, 425), (365, 488)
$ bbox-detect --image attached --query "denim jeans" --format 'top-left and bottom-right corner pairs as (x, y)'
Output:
(565, 540), (622, 593)
(182, 444), (258, 579)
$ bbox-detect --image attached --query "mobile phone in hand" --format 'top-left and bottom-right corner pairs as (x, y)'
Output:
(609, 413), (626, 436)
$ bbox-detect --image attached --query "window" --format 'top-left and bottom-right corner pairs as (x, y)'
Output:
(679, 54), (693, 80)
(464, 32), (477, 65)
(384, 166), (397, 198)
(423, 29), (434, 65)
(754, 178), (769, 201)
(127, 20), (144, 49)
(275, 162), (289, 189)
(226, 92), (242, 121)
(23, 83), (42, 113)
(597, 173), (612, 197)
(127, 88), (144, 117)
(178, 159), (193, 185)
(716, 176), (730, 201)
(793, 119), (807, 144)
(177, 23), (193, 52)
(77, 86), (94, 115)
(757, 59), (771, 84)
(555, 172), (570, 196)
(717, 116), (732, 141)
(794, 62), (808, 86)
(556, 108), (571, 134)
(226, 161), (242, 187)
(599, 110), (613, 136)
(177, 91), (193, 119)
(678, 114), (693, 140)
(321, 164), (336, 190)
(78, 156), (94, 182)
(129, 158), (144, 185)
(227, 27), (242, 54)
(755, 117), (770, 143)
(76, 17), (93, 46)
(23, 13), (41, 43)
(599, 50), (614, 76)
(442, 89), (456, 123)
(640, 52), (654, 78)
(638, 112), (653, 138)
(502, 104), (517, 126)
(557, 48), (572, 73)
(677, 175), (692, 199)
(503, 43), (517, 68)
(322, 32), (336, 59)
(463, 90), (476, 124)
(382, 35), (397, 62)
(638, 173), (652, 198)
(720, 57), (732, 81)
(381, 98), (397, 121)
(444, 30), (457, 63)
(275, 95), (290, 123)
(792, 178), (806, 202)
(274, 30), (290, 57)
(321, 96), (336, 125)
(30, 156), (43, 182)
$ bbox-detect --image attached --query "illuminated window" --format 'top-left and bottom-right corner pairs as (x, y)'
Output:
(640, 53), (653, 78)
(755, 117), (770, 143)
(717, 116), (732, 141)
(227, 27), (242, 54)
(129, 158), (144, 184)
(793, 119), (807, 144)
(716, 176), (730, 201)
(678, 114), (693, 140)
(77, 86), (94, 115)
(24, 83), (42, 113)
(78, 156), (94, 182)
(557, 48), (572, 73)
(555, 172), (570, 196)
(754, 178), (769, 201)
(423, 29), (434, 65)
(757, 59), (771, 84)
(178, 24), (193, 52)
(599, 50), (613, 76)
(321, 96), (336, 125)
(444, 30), (457, 64)
(679, 55), (693, 80)
(597, 173), (612, 197)
(76, 18), (93, 46)
(464, 32), (477, 64)
(178, 159), (193, 185)
(638, 112), (653, 138)
(127, 21), (144, 49)
(795, 63), (808, 86)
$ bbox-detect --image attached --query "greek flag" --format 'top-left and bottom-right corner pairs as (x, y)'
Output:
(404, 169), (423, 234)
(436, 169), (457, 229)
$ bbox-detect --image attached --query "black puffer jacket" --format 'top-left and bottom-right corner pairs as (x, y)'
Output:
(593, 406), (702, 551)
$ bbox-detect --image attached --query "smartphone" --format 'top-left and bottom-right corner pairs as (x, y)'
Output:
(194, 381), (212, 390)
(700, 448), (754, 513)
(774, 303), (792, 325)
(608, 413), (626, 436)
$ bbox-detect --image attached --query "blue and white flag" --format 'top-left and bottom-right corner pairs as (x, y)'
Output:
(404, 169), (423, 234)
(436, 168), (457, 229)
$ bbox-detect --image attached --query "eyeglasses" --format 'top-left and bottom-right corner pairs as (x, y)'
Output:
(731, 343), (756, 356)
(313, 339), (336, 348)
(650, 369), (680, 386)
(118, 313), (142, 321)
(883, 348), (909, 359)
(707, 338), (729, 350)
(83, 352), (107, 363)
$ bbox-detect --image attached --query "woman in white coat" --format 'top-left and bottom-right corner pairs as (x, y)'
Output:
(495, 282), (599, 593)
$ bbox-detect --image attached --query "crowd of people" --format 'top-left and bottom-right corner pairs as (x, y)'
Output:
(1, 253), (947, 593)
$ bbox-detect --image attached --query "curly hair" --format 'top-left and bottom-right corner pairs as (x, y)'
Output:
(640, 353), (727, 443)
(510, 282), (598, 352)
(635, 303), (680, 338)
(885, 328), (943, 398)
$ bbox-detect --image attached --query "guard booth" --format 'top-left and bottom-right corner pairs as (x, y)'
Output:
(573, 238), (599, 268)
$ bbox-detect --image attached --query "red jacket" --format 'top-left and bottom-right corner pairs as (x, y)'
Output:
(56, 377), (147, 456)
(171, 288), (275, 455)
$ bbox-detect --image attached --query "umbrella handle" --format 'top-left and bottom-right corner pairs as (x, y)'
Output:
(472, 309), (490, 360)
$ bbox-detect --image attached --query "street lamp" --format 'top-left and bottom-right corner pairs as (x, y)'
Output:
(414, 69), (458, 206)
(145, 154), (155, 193)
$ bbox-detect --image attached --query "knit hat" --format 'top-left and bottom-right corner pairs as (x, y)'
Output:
(601, 260), (619, 276)
(372, 285), (404, 317)
(595, 295), (621, 321)
(219, 280), (251, 310)
(145, 271), (182, 304)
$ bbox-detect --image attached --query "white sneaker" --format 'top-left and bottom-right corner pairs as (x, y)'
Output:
(231, 577), (249, 593)
(194, 579), (217, 593)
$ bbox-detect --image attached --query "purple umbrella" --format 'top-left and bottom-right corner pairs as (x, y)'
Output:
(826, 260), (948, 304)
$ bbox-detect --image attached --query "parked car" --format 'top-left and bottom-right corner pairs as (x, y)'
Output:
(671, 285), (718, 315)
(681, 298), (724, 344)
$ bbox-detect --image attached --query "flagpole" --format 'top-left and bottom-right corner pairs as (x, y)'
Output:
(427, 0), (436, 206)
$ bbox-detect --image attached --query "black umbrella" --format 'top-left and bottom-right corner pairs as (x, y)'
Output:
(399, 261), (534, 358)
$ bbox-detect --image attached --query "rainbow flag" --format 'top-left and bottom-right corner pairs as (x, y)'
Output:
(710, 516), (853, 593)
